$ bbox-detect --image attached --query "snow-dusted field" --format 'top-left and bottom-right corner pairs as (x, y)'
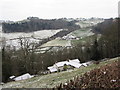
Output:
(1, 29), (62, 40)
(76, 19), (104, 28)
(0, 29), (63, 50)
(0, 19), (103, 50)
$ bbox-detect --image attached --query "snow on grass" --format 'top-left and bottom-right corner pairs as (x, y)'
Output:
(70, 28), (94, 37)
(1, 29), (62, 40)
(32, 29), (62, 39)
(76, 19), (104, 28)
(0, 29), (62, 50)
(41, 27), (95, 48)
(65, 19), (103, 40)
(2, 38), (41, 50)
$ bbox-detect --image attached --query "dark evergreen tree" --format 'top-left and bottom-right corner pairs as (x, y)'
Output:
(91, 39), (100, 61)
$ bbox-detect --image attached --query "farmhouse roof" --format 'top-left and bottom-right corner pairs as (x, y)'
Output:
(9, 76), (15, 79)
(48, 66), (58, 72)
(13, 73), (34, 81)
(82, 63), (88, 67)
(69, 59), (80, 63)
(48, 59), (82, 72)
(69, 61), (82, 68)
(54, 61), (70, 67)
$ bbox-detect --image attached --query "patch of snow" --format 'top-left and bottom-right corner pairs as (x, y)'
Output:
(9, 76), (15, 79)
(103, 72), (106, 74)
(62, 35), (76, 40)
(32, 29), (62, 39)
(1, 29), (62, 40)
(39, 47), (51, 51)
(111, 80), (116, 82)
(64, 83), (68, 85)
(76, 19), (104, 28)
(0, 29), (62, 50)
(82, 46), (85, 50)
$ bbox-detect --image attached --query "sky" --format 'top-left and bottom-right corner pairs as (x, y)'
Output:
(0, 0), (119, 21)
(118, 1), (120, 17)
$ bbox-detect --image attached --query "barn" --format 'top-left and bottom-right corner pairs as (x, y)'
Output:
(47, 59), (85, 73)
(9, 73), (34, 81)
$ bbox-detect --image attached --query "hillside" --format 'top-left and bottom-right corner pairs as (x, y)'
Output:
(56, 57), (120, 89)
(2, 17), (80, 33)
(40, 18), (103, 47)
(92, 18), (114, 34)
(2, 57), (119, 88)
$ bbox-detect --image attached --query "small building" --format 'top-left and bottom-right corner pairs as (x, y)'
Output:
(62, 35), (77, 40)
(48, 66), (58, 73)
(9, 73), (34, 81)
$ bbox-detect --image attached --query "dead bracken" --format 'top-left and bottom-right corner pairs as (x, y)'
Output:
(56, 60), (120, 89)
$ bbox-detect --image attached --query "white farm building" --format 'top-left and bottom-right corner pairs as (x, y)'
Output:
(47, 59), (89, 73)
(9, 73), (34, 81)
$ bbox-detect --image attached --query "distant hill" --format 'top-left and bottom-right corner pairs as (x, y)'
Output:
(92, 18), (114, 34)
(2, 17), (80, 33)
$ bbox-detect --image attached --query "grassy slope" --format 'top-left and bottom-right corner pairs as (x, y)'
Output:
(2, 57), (119, 88)
(40, 20), (99, 47)
(70, 28), (93, 37)
(41, 28), (94, 47)
(41, 39), (71, 47)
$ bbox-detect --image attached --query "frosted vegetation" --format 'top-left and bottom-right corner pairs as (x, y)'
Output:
(76, 19), (104, 28)
(1, 29), (62, 40)
(0, 29), (62, 50)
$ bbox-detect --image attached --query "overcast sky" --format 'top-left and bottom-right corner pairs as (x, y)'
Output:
(0, 0), (119, 21)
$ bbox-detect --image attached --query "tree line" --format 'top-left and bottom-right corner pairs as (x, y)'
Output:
(2, 17), (80, 33)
